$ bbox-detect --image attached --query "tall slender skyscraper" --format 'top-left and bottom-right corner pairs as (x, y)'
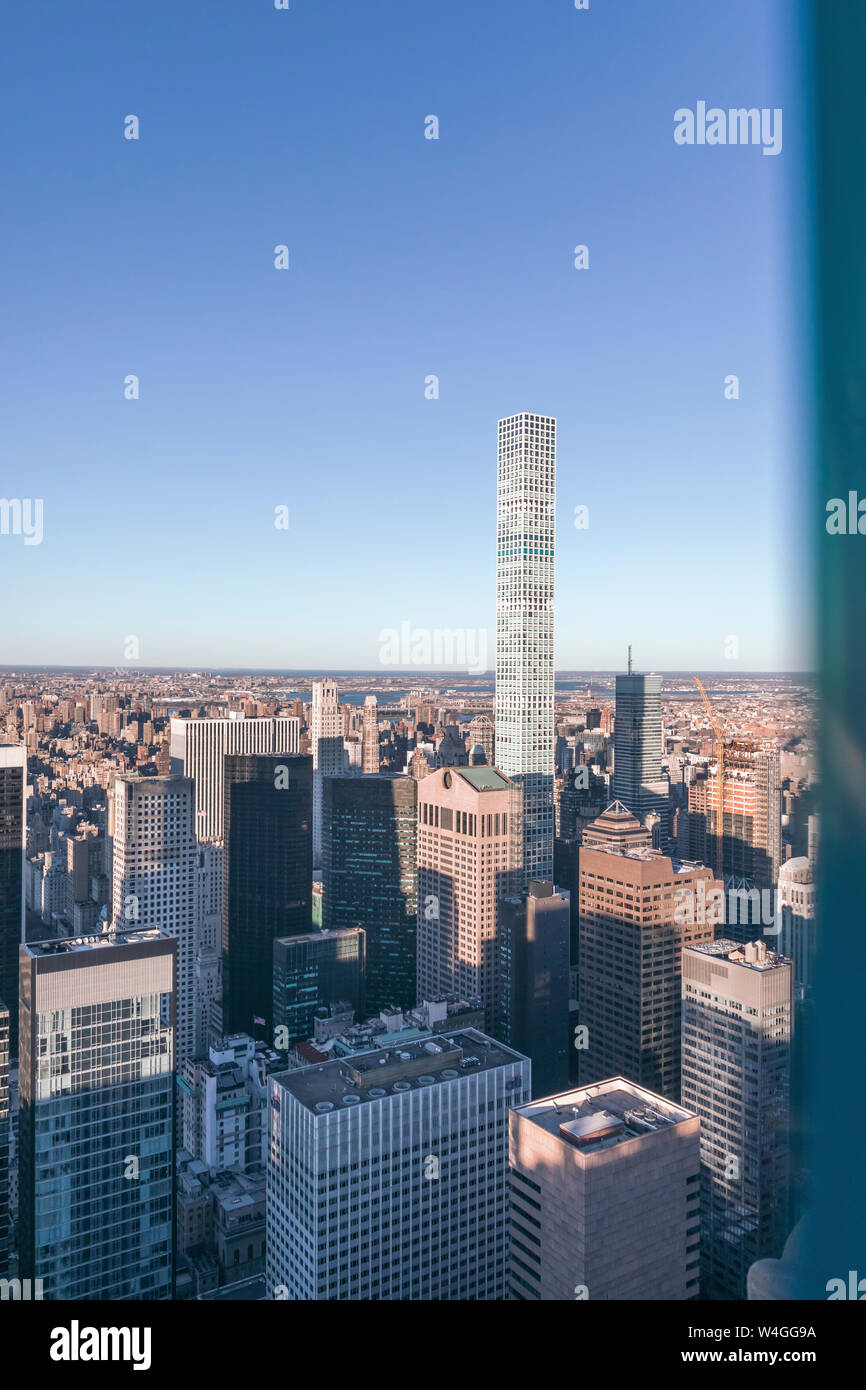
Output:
(0, 745), (26, 1056)
(495, 412), (556, 885)
(18, 929), (176, 1300)
(612, 662), (669, 834)
(222, 753), (313, 1036)
(112, 774), (198, 1064)
(311, 678), (346, 865)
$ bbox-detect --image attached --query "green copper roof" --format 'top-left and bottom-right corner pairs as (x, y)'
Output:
(455, 767), (511, 791)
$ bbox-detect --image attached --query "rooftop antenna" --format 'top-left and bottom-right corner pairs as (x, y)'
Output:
(627, 644), (633, 676)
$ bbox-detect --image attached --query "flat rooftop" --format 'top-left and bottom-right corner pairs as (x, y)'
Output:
(274, 1029), (526, 1113)
(688, 938), (788, 971)
(513, 1078), (695, 1152)
(23, 928), (170, 959)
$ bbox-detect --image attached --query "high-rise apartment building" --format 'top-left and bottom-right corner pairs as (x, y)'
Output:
(311, 678), (346, 865)
(497, 880), (570, 1100)
(681, 744), (781, 894)
(508, 1079), (701, 1300)
(0, 745), (26, 1056)
(416, 766), (518, 1031)
(578, 845), (719, 1100)
(362, 695), (380, 774)
(222, 753), (313, 1037)
(272, 927), (365, 1046)
(18, 929), (176, 1300)
(495, 412), (556, 885)
(0, 998), (8, 1277)
(322, 773), (416, 1014)
(612, 667), (670, 834)
(681, 938), (793, 1300)
(266, 1030), (530, 1300)
(112, 774), (198, 1063)
(169, 713), (300, 844)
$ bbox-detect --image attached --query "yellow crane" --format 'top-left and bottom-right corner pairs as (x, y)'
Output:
(693, 676), (727, 879)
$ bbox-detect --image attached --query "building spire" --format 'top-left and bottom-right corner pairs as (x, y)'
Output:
(627, 644), (632, 676)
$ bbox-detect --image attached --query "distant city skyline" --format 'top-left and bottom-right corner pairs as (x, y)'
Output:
(0, 0), (807, 672)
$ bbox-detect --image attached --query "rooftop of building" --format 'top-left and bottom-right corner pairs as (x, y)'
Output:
(22, 926), (170, 959)
(686, 938), (789, 970)
(274, 1028), (526, 1113)
(513, 1078), (696, 1152)
(580, 843), (714, 876)
(453, 766), (512, 792)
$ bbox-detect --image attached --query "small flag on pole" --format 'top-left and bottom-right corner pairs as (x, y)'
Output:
(253, 1015), (266, 1027)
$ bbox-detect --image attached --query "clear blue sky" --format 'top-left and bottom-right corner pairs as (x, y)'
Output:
(0, 0), (810, 672)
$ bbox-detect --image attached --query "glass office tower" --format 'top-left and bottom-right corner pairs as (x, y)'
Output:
(18, 929), (176, 1300)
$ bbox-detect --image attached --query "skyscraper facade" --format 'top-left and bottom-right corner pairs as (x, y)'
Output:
(495, 412), (556, 885)
(681, 938), (793, 1300)
(322, 773), (416, 1014)
(0, 745), (26, 1056)
(416, 766), (518, 1031)
(777, 857), (816, 1001)
(272, 927), (366, 1045)
(311, 678), (346, 865)
(497, 880), (570, 1100)
(683, 745), (781, 895)
(169, 713), (300, 844)
(18, 929), (176, 1300)
(112, 774), (198, 1064)
(362, 695), (380, 774)
(222, 753), (313, 1037)
(508, 1080), (701, 1301)
(266, 1030), (530, 1301)
(612, 669), (670, 832)
(578, 845), (718, 1100)
(0, 998), (8, 1278)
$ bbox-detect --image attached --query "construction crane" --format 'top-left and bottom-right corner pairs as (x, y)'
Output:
(693, 676), (727, 879)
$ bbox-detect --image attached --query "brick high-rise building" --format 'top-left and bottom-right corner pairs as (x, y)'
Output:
(416, 766), (518, 1031)
(578, 844), (719, 1099)
(508, 1079), (701, 1300)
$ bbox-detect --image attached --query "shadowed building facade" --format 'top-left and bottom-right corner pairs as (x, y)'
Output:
(0, 746), (26, 1056)
(222, 753), (313, 1037)
(322, 774), (416, 1015)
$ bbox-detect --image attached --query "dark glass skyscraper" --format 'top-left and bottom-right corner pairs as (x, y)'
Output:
(273, 927), (365, 1045)
(0, 998), (8, 1278)
(18, 929), (176, 1300)
(0, 747), (26, 1056)
(612, 669), (669, 835)
(497, 880), (570, 1099)
(322, 773), (417, 1014)
(222, 752), (313, 1036)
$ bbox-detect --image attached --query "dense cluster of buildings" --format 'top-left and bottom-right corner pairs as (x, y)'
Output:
(0, 414), (816, 1302)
